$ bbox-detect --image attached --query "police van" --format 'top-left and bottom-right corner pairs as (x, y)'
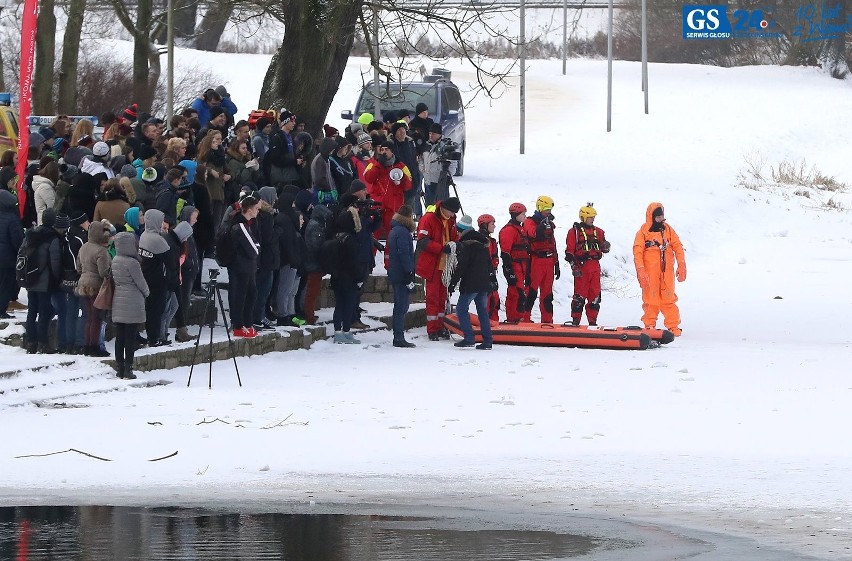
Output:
(341, 68), (467, 176)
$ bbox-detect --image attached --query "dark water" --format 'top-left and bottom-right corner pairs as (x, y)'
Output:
(0, 506), (603, 561)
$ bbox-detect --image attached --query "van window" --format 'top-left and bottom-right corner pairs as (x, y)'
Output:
(0, 117), (6, 137)
(6, 112), (18, 136)
(357, 84), (437, 117)
(445, 87), (462, 112)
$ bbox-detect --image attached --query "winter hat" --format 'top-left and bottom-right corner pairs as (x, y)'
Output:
(441, 197), (461, 214)
(335, 136), (352, 151)
(323, 124), (339, 138)
(70, 211), (88, 226)
(59, 163), (78, 182)
(209, 106), (226, 121)
(280, 110), (295, 125)
(396, 109), (411, 120)
(390, 122), (407, 136)
(138, 144), (157, 161)
(456, 215), (474, 231)
(173, 221), (193, 243)
(141, 167), (158, 183)
(122, 103), (139, 122)
(396, 204), (414, 218)
(356, 132), (372, 146)
(415, 102), (429, 115)
(42, 208), (56, 228)
(28, 132), (45, 147)
(38, 127), (55, 142)
(348, 179), (367, 196)
(338, 193), (358, 211)
(258, 186), (277, 205)
(120, 164), (137, 179)
(92, 141), (110, 157)
(357, 112), (374, 125)
(255, 116), (271, 132)
(53, 214), (71, 230)
(214, 85), (229, 98)
(429, 123), (443, 135)
(382, 111), (397, 124)
(293, 189), (313, 215)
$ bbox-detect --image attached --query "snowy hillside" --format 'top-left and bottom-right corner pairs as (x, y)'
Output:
(3, 45), (852, 560)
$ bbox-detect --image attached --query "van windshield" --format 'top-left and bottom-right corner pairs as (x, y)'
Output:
(356, 84), (438, 118)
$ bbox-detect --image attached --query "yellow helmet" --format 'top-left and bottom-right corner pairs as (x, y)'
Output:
(535, 196), (554, 212)
(579, 203), (597, 220)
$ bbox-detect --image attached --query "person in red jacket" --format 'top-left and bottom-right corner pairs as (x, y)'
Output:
(498, 203), (530, 323)
(363, 140), (412, 241)
(522, 196), (559, 323)
(415, 197), (460, 340)
(564, 203), (610, 326)
(477, 214), (501, 322)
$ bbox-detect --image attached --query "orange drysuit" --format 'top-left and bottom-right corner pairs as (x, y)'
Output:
(632, 202), (686, 334)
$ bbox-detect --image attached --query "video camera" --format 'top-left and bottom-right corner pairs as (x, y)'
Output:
(354, 196), (383, 220)
(436, 137), (461, 162)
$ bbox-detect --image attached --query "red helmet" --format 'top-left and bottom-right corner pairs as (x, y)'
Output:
(477, 213), (495, 227)
(509, 202), (527, 215)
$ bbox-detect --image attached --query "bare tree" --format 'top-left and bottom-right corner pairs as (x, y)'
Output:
(258, 0), (523, 138)
(57, 0), (87, 114)
(110, 0), (163, 111)
(194, 1), (236, 51)
(33, 0), (57, 113)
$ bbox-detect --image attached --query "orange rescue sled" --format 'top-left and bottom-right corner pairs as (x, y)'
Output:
(443, 314), (674, 350)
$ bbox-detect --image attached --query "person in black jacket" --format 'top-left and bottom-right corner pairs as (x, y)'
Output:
(329, 136), (356, 195)
(190, 164), (214, 279)
(330, 202), (366, 344)
(449, 226), (496, 350)
(273, 191), (305, 327)
(138, 209), (171, 346)
(0, 190), (23, 319)
(228, 193), (261, 337)
(253, 187), (280, 330)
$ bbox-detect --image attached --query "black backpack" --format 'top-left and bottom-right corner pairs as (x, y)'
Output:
(320, 234), (347, 276)
(16, 230), (43, 288)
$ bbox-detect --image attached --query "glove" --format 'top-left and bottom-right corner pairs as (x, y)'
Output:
(554, 262), (561, 280)
(572, 265), (582, 277)
(601, 240), (611, 253)
(637, 268), (650, 289)
(677, 264), (687, 282)
(503, 268), (517, 286)
(564, 252), (574, 264)
(442, 244), (452, 254)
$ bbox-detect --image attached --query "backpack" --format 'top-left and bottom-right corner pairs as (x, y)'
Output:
(214, 205), (239, 267)
(320, 233), (347, 276)
(58, 236), (80, 293)
(16, 230), (43, 288)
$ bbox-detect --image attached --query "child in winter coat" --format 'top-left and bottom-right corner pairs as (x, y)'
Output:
(387, 205), (417, 347)
(111, 232), (149, 379)
(75, 219), (112, 356)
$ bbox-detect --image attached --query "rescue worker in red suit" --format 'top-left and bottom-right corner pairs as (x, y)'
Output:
(522, 196), (559, 323)
(498, 203), (531, 323)
(564, 204), (610, 326)
(477, 214), (501, 322)
(364, 140), (412, 241)
(416, 197), (461, 340)
(632, 202), (686, 336)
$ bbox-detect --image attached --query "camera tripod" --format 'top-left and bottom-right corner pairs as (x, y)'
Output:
(187, 270), (242, 388)
(436, 159), (464, 215)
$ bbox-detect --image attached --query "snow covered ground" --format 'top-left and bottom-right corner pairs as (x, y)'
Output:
(2, 47), (852, 560)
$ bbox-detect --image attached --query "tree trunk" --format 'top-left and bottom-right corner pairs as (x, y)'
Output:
(133, 0), (156, 111)
(33, 0), (57, 114)
(57, 0), (87, 114)
(174, 0), (197, 38)
(194, 1), (234, 51)
(0, 33), (5, 92)
(260, 1), (362, 138)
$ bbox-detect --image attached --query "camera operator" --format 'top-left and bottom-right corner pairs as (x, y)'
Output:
(346, 180), (383, 329)
(420, 123), (457, 207)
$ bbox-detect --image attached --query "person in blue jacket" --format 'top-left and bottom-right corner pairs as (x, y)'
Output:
(387, 204), (417, 348)
(190, 87), (238, 129)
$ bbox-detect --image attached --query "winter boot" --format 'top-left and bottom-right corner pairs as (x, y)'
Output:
(115, 361), (125, 379)
(175, 327), (193, 343)
(453, 340), (476, 348)
(123, 361), (137, 380)
(393, 339), (416, 348)
(343, 331), (361, 345)
(37, 343), (57, 354)
(25, 341), (38, 354)
(475, 342), (492, 350)
(333, 332), (348, 344)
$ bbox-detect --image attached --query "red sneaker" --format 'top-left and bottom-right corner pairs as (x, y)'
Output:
(246, 327), (258, 338)
(233, 327), (250, 338)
